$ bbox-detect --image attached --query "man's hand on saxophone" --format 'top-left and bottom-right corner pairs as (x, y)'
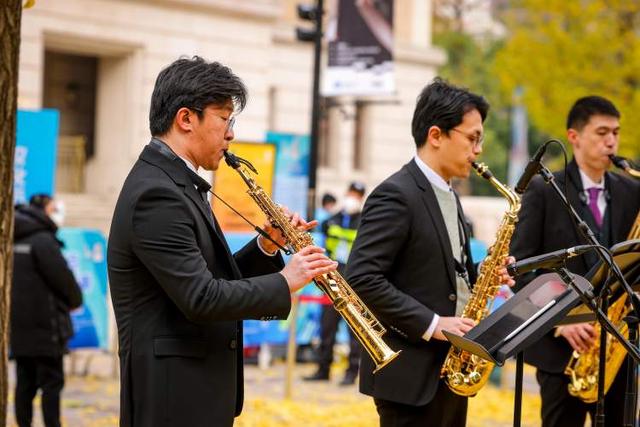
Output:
(496, 255), (516, 287)
(280, 246), (338, 293)
(557, 323), (597, 353)
(255, 205), (338, 293)
(433, 317), (476, 341)
(258, 207), (318, 254)
(434, 255), (517, 341)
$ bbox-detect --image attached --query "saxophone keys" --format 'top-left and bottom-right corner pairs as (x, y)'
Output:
(468, 371), (482, 385)
(333, 297), (347, 310)
(449, 373), (466, 387)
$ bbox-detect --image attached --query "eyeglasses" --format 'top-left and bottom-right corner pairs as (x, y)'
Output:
(450, 127), (484, 148)
(189, 107), (236, 132)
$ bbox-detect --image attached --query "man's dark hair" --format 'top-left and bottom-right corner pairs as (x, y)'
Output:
(149, 56), (247, 136)
(411, 77), (489, 148)
(321, 193), (337, 207)
(29, 193), (52, 210)
(566, 96), (620, 131)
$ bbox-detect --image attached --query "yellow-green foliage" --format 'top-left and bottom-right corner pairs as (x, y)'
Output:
(495, 0), (640, 159)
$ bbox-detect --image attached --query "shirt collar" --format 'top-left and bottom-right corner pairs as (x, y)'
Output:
(578, 168), (605, 190)
(179, 156), (198, 173)
(150, 137), (208, 191)
(414, 155), (451, 192)
(150, 137), (198, 173)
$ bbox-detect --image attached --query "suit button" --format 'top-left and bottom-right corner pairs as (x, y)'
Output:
(229, 339), (237, 350)
(448, 294), (456, 301)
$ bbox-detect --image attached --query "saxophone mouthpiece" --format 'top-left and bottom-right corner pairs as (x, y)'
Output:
(471, 161), (493, 179)
(223, 151), (241, 169)
(224, 151), (259, 174)
(609, 154), (630, 171)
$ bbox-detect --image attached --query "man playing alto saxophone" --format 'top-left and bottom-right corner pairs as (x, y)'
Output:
(510, 96), (640, 427)
(346, 78), (515, 427)
(107, 56), (337, 427)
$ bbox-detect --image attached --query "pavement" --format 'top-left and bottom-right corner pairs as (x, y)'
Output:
(6, 350), (545, 426)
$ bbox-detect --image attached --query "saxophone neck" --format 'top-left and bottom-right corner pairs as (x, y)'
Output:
(610, 154), (640, 178)
(471, 162), (521, 214)
(224, 151), (258, 189)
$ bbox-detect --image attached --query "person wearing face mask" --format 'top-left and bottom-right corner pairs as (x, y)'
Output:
(10, 194), (83, 427)
(313, 193), (338, 248)
(304, 182), (366, 386)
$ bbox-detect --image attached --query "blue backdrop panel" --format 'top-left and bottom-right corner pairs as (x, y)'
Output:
(58, 228), (110, 350)
(266, 132), (310, 220)
(15, 109), (59, 204)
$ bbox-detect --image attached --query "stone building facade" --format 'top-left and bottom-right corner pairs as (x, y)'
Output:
(18, 0), (448, 234)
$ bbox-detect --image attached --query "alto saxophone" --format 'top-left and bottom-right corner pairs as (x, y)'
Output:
(441, 162), (521, 396)
(223, 151), (400, 373)
(564, 154), (640, 402)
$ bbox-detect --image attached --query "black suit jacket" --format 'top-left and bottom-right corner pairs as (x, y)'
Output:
(107, 141), (291, 427)
(510, 159), (640, 373)
(346, 159), (476, 406)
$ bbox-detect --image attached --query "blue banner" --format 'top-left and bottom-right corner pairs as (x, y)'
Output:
(58, 228), (110, 350)
(15, 109), (59, 204)
(266, 132), (310, 220)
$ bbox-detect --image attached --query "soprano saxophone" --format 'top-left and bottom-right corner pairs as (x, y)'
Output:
(224, 151), (400, 373)
(564, 154), (640, 402)
(441, 162), (521, 396)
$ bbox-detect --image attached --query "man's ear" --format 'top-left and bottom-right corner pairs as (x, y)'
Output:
(567, 128), (579, 149)
(427, 125), (443, 148)
(175, 107), (195, 133)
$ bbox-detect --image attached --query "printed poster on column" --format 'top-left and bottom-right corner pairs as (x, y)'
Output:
(212, 142), (276, 233)
(323, 0), (395, 96)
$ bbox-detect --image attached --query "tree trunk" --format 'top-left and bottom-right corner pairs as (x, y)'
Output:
(0, 1), (23, 424)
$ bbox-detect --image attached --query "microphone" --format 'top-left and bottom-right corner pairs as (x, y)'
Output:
(515, 143), (548, 195)
(507, 245), (593, 277)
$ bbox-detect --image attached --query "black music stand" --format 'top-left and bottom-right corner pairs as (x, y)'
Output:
(564, 239), (640, 321)
(444, 272), (592, 427)
(576, 240), (640, 427)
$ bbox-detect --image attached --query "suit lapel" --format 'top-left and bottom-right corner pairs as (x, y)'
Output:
(564, 160), (596, 271)
(182, 185), (242, 278)
(140, 142), (242, 278)
(406, 160), (457, 291)
(454, 192), (476, 284)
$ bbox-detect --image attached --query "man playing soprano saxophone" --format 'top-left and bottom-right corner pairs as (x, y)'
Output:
(510, 96), (640, 427)
(346, 78), (515, 427)
(107, 56), (337, 427)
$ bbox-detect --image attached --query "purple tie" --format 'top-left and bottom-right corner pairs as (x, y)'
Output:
(587, 187), (603, 227)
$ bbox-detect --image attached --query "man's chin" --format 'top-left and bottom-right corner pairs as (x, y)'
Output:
(459, 166), (472, 179)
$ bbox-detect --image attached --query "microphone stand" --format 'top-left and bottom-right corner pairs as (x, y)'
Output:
(538, 165), (640, 426)
(595, 274), (613, 427)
